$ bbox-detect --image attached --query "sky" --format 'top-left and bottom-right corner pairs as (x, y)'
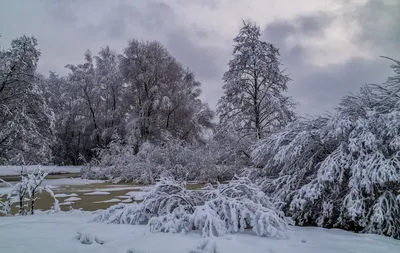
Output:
(0, 0), (399, 116)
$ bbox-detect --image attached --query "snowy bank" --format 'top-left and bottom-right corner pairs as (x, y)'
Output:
(0, 165), (82, 176)
(0, 213), (398, 253)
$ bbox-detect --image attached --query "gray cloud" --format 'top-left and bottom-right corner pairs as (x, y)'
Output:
(263, 11), (336, 67)
(43, 0), (224, 106)
(165, 29), (229, 106)
(177, 0), (219, 9)
(264, 12), (334, 42)
(354, 0), (400, 56)
(262, 4), (397, 116)
(291, 58), (392, 116)
(44, 3), (77, 23)
(166, 30), (223, 80)
(0, 0), (398, 115)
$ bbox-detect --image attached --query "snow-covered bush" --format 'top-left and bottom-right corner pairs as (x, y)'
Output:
(252, 58), (400, 238)
(193, 176), (291, 237)
(91, 202), (145, 225)
(93, 177), (202, 233)
(0, 179), (13, 216)
(144, 178), (203, 233)
(94, 176), (290, 238)
(83, 138), (233, 184)
(84, 140), (165, 184)
(0, 166), (59, 216)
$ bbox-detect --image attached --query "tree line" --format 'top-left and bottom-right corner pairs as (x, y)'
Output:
(1, 38), (214, 165)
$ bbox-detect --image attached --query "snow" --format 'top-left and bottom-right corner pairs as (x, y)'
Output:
(0, 165), (82, 176)
(77, 186), (141, 192)
(59, 202), (74, 206)
(42, 178), (104, 187)
(94, 198), (121, 203)
(84, 191), (110, 196)
(0, 186), (11, 195)
(100, 186), (139, 191)
(64, 197), (81, 202)
(0, 213), (399, 253)
(116, 195), (131, 199)
(125, 191), (148, 200)
(121, 199), (133, 203)
(54, 193), (78, 198)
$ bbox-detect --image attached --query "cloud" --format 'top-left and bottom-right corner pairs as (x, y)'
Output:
(291, 58), (392, 116)
(352, 0), (400, 57)
(177, 0), (219, 9)
(264, 12), (334, 42)
(0, 0), (398, 116)
(261, 4), (397, 116)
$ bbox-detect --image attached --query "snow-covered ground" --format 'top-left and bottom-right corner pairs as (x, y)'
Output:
(125, 191), (148, 200)
(43, 178), (105, 187)
(0, 165), (82, 176)
(0, 178), (105, 194)
(0, 212), (398, 253)
(83, 191), (111, 196)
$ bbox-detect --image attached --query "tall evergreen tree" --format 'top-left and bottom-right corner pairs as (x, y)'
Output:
(217, 21), (296, 140)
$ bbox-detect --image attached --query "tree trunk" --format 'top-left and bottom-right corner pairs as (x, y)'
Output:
(253, 71), (261, 140)
(31, 190), (35, 215)
(19, 194), (24, 215)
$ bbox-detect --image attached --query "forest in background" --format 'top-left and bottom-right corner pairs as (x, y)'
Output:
(1, 21), (399, 239)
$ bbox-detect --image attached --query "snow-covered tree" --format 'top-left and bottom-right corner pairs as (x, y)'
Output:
(94, 46), (125, 146)
(43, 46), (127, 164)
(120, 40), (214, 149)
(217, 21), (296, 141)
(66, 50), (103, 149)
(46, 39), (213, 164)
(43, 72), (83, 164)
(252, 58), (400, 238)
(0, 36), (54, 164)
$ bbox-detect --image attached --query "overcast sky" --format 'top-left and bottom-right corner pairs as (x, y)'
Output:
(1, 0), (399, 116)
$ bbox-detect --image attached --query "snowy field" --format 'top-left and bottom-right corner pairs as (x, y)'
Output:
(1, 177), (399, 252)
(0, 212), (399, 253)
(0, 165), (82, 176)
